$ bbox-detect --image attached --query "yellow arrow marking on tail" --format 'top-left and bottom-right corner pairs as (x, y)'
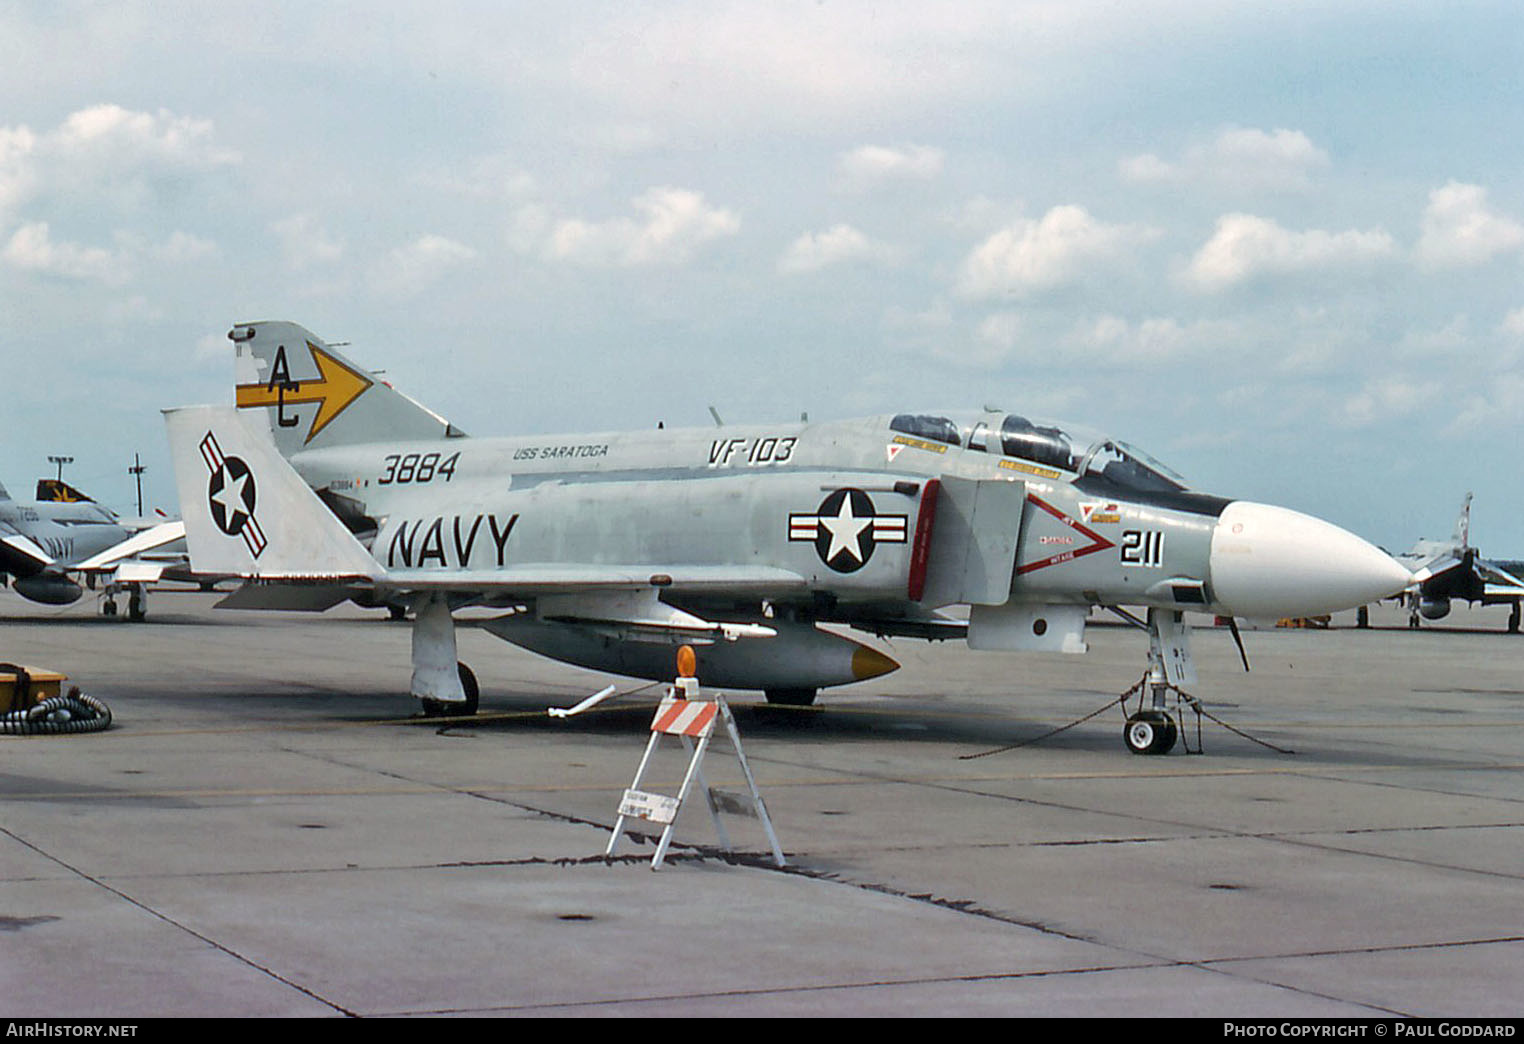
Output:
(234, 341), (373, 444)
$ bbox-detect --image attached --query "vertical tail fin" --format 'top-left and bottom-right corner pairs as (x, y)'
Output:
(230, 321), (466, 458)
(1453, 492), (1473, 550)
(35, 478), (96, 503)
(163, 404), (381, 580)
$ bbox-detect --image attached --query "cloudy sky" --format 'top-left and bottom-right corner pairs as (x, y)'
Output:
(2, 1), (1520, 553)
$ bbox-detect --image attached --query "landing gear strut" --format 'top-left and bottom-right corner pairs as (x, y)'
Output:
(101, 583), (148, 621)
(1121, 608), (1197, 756)
(412, 592), (478, 717)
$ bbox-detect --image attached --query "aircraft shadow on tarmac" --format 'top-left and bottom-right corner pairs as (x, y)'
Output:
(401, 687), (1263, 757)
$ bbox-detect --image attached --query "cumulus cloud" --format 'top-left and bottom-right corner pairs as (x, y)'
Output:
(835, 144), (944, 189)
(545, 187), (739, 266)
(370, 233), (478, 297)
(2, 222), (122, 283)
(973, 311), (1023, 362)
(1342, 376), (1424, 428)
(1185, 213), (1397, 291)
(778, 224), (898, 273)
(1446, 373), (1524, 435)
(0, 104), (239, 219)
(1120, 127), (1329, 191)
(957, 205), (1158, 299)
(1415, 182), (1524, 269)
(2, 221), (221, 284)
(273, 214), (345, 271)
(0, 125), (39, 215)
(51, 104), (239, 170)
(1067, 314), (1241, 366)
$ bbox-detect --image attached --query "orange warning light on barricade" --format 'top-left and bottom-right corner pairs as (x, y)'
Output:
(676, 644), (697, 679)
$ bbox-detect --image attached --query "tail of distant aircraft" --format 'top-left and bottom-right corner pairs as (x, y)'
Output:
(163, 404), (382, 581)
(229, 320), (466, 458)
(1453, 491), (1472, 550)
(35, 478), (97, 503)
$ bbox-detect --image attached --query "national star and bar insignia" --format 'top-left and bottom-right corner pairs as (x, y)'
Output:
(789, 488), (907, 573)
(200, 431), (267, 559)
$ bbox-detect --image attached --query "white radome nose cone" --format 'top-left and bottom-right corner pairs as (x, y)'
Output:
(1210, 502), (1412, 617)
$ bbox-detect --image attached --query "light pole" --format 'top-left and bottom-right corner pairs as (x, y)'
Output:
(47, 455), (73, 482)
(128, 454), (147, 516)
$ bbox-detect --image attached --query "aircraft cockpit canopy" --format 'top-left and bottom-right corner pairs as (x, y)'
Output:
(997, 415), (1078, 471)
(889, 413), (962, 447)
(887, 411), (1190, 495)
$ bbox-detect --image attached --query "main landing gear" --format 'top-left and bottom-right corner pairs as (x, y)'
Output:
(100, 583), (148, 622)
(412, 592), (480, 718)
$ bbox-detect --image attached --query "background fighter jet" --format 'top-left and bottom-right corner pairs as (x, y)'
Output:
(1393, 493), (1524, 632)
(0, 475), (185, 619)
(163, 320), (1411, 754)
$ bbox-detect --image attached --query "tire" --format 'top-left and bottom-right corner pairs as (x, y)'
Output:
(457, 663), (480, 716)
(1125, 712), (1176, 755)
(421, 664), (480, 717)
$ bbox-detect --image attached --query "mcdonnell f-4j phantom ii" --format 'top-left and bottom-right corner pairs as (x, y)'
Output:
(0, 476), (185, 619)
(163, 320), (1411, 754)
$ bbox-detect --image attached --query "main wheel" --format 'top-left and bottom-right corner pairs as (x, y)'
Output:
(1124, 712), (1176, 755)
(457, 662), (480, 715)
(421, 663), (480, 717)
(764, 687), (817, 707)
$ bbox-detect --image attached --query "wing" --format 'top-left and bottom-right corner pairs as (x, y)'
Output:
(1477, 558), (1524, 600)
(0, 520), (56, 576)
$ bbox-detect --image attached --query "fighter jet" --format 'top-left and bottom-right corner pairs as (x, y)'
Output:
(162, 320), (1411, 754)
(0, 476), (185, 619)
(1392, 493), (1524, 632)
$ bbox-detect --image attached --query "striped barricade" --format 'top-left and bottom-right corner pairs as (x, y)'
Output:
(606, 686), (785, 871)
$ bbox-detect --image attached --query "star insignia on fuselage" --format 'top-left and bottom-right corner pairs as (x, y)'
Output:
(789, 488), (907, 573)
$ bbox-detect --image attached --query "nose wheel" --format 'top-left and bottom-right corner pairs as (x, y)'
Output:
(1124, 711), (1178, 756)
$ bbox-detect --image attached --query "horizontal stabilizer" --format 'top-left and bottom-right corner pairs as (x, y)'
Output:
(216, 582), (361, 612)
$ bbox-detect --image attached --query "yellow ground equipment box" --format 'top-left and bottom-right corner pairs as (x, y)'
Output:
(1, 664), (68, 714)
